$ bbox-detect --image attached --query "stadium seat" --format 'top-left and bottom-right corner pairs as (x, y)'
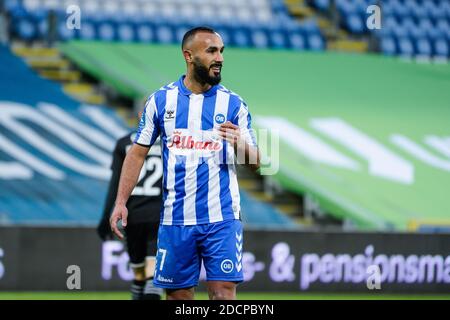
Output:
(15, 17), (37, 41)
(250, 29), (270, 49)
(117, 22), (136, 43)
(345, 13), (365, 34)
(306, 33), (325, 51)
(268, 30), (287, 49)
(406, 0), (426, 20)
(433, 38), (449, 58)
(419, 18), (441, 40)
(423, 0), (444, 20)
(441, 2), (450, 20)
(57, 19), (75, 41)
(155, 25), (175, 44)
(397, 37), (414, 57)
(314, 0), (330, 12)
(136, 23), (155, 43)
(232, 28), (252, 48)
(4, 0), (22, 12)
(77, 20), (96, 40)
(23, 0), (43, 11)
(122, 2), (140, 19)
(172, 24), (188, 43)
(336, 0), (357, 16)
(391, 0), (410, 20)
(6, 0), (327, 51)
(381, 1), (395, 17)
(415, 37), (432, 57)
(287, 32), (306, 50)
(97, 22), (116, 42)
(380, 36), (397, 56)
(380, 16), (398, 37)
(436, 19), (450, 40)
(301, 18), (322, 35)
(401, 17), (419, 38)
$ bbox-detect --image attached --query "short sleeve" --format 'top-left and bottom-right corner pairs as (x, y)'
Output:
(134, 94), (160, 147)
(233, 100), (257, 147)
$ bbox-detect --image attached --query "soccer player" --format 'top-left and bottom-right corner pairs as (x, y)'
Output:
(97, 129), (164, 300)
(110, 26), (260, 300)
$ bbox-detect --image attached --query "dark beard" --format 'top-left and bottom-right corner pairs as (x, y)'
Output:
(193, 58), (222, 86)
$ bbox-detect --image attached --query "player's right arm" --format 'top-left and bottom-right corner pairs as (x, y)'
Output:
(110, 143), (149, 239)
(110, 93), (160, 239)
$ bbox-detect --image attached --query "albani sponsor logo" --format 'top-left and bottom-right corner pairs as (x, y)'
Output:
(168, 131), (221, 151)
(157, 275), (174, 283)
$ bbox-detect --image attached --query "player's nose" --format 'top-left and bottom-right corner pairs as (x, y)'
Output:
(215, 52), (224, 63)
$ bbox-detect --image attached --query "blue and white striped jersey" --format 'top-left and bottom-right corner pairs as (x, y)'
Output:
(134, 75), (257, 226)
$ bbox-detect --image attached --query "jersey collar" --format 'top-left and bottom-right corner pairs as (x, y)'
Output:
(178, 75), (218, 97)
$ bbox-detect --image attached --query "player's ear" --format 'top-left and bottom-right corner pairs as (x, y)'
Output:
(183, 49), (193, 63)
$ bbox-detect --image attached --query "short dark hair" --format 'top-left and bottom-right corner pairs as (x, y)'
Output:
(181, 26), (216, 50)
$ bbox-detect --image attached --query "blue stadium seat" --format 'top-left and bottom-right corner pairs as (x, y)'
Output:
(97, 21), (117, 42)
(306, 33), (325, 51)
(314, 0), (330, 11)
(442, 2), (450, 20)
(135, 23), (155, 43)
(4, 0), (22, 12)
(345, 13), (365, 34)
(380, 36), (397, 56)
(381, 1), (395, 17)
(232, 28), (252, 48)
(6, 0), (327, 51)
(397, 37), (414, 57)
(433, 38), (449, 58)
(353, 0), (369, 14)
(409, 22), (427, 39)
(287, 31), (306, 50)
(15, 16), (37, 41)
(380, 16), (398, 37)
(155, 25), (175, 44)
(415, 37), (432, 57)
(423, 0), (444, 20)
(7, 3), (29, 24)
(436, 19), (450, 41)
(77, 20), (96, 41)
(173, 24), (189, 44)
(390, 18), (407, 38)
(391, 0), (410, 20)
(57, 19), (76, 41)
(268, 30), (288, 49)
(117, 22), (136, 43)
(422, 18), (443, 40)
(336, 0), (357, 16)
(239, 191), (297, 229)
(250, 29), (269, 49)
(301, 18), (321, 35)
(406, 0), (426, 20)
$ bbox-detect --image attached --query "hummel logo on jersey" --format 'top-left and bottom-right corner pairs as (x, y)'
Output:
(165, 110), (175, 120)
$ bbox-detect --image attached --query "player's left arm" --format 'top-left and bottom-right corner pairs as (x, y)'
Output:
(219, 101), (260, 172)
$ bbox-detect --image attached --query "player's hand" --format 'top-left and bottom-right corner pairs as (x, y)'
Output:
(109, 204), (128, 239)
(218, 121), (241, 146)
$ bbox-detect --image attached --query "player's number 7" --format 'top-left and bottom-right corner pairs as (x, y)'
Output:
(158, 248), (167, 271)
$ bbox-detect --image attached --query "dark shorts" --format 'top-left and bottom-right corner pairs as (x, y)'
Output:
(124, 222), (159, 268)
